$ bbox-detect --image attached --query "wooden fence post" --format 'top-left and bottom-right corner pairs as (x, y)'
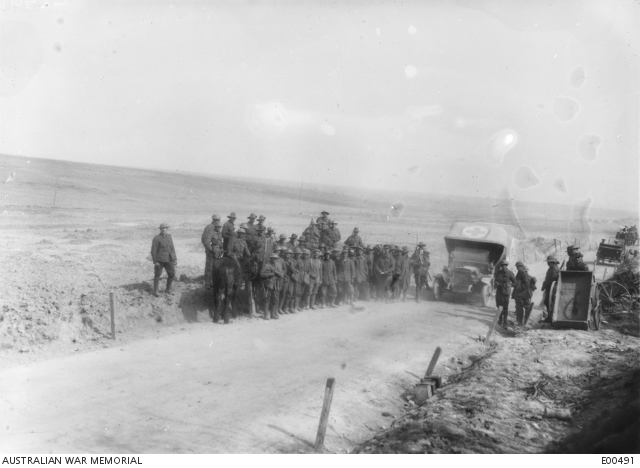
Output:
(315, 378), (336, 452)
(109, 291), (116, 340)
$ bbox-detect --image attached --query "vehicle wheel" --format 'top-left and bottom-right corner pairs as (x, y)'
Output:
(433, 280), (443, 301)
(481, 284), (492, 307)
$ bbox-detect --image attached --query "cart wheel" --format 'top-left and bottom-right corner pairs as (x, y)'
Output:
(433, 280), (443, 301)
(594, 301), (602, 330)
(481, 284), (492, 308)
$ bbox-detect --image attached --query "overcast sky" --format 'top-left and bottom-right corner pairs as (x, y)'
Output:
(1, 0), (638, 212)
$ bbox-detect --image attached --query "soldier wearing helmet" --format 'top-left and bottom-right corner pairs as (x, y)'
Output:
(541, 255), (560, 323)
(221, 212), (237, 253)
(345, 227), (365, 250)
(494, 260), (516, 327)
(260, 252), (284, 320)
(151, 223), (177, 297)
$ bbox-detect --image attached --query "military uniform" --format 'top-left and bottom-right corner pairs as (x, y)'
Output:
(374, 250), (395, 302)
(345, 231), (365, 249)
(410, 245), (430, 303)
(336, 254), (356, 305)
(227, 235), (251, 260)
(260, 257), (283, 320)
(513, 266), (532, 326)
(494, 263), (516, 325)
(353, 251), (370, 301)
(151, 225), (177, 296)
(308, 253), (323, 309)
(320, 254), (338, 307)
(398, 250), (412, 301)
(221, 215), (236, 253)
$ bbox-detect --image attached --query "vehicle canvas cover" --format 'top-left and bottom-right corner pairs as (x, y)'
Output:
(444, 222), (519, 265)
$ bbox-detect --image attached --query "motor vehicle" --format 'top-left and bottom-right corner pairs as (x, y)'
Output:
(595, 237), (625, 265)
(432, 222), (519, 306)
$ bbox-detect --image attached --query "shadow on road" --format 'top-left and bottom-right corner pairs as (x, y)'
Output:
(178, 289), (213, 323)
(266, 424), (315, 452)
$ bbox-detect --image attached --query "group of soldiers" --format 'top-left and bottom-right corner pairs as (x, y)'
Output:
(198, 210), (432, 320)
(491, 243), (590, 328)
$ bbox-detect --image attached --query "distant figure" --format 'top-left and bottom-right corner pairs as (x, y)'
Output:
(259, 253), (283, 320)
(494, 260), (516, 327)
(398, 246), (412, 302)
(512, 262), (532, 327)
(567, 251), (589, 272)
(151, 223), (177, 297)
(345, 227), (365, 249)
(320, 251), (338, 308)
(410, 242), (430, 303)
(316, 210), (330, 225)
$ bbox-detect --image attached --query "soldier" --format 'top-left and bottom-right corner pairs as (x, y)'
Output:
(285, 233), (298, 252)
(567, 251), (589, 271)
(494, 260), (516, 326)
(390, 246), (403, 300)
(353, 246), (370, 301)
(541, 256), (559, 324)
(226, 227), (251, 267)
(565, 245), (580, 269)
(318, 220), (331, 249)
(345, 227), (365, 249)
(266, 226), (276, 242)
(275, 233), (288, 250)
(410, 242), (430, 303)
(299, 249), (312, 310)
(374, 244), (395, 303)
(335, 249), (355, 306)
(151, 223), (177, 297)
(256, 215), (266, 233)
(327, 220), (341, 248)
(398, 246), (412, 302)
(201, 214), (221, 289)
(364, 245), (376, 301)
(221, 212), (236, 253)
(286, 248), (303, 313)
(260, 252), (284, 320)
(303, 220), (320, 248)
(278, 248), (292, 314)
(320, 250), (338, 308)
(308, 249), (323, 309)
(298, 235), (309, 252)
(316, 210), (330, 225)
(245, 213), (258, 238)
(512, 262), (532, 327)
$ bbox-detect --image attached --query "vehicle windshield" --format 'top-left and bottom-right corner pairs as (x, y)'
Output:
(450, 248), (491, 272)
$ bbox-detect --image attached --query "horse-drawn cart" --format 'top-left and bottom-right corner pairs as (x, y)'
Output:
(549, 270), (602, 331)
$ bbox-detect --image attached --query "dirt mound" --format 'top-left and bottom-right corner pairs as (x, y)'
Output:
(353, 324), (640, 454)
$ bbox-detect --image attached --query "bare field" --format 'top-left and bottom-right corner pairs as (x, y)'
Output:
(0, 155), (638, 453)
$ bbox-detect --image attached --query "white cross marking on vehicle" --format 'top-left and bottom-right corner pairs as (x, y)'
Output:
(462, 226), (489, 238)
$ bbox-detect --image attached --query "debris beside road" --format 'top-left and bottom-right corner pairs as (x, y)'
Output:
(353, 327), (640, 454)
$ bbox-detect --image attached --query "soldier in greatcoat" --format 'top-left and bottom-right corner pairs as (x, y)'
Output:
(398, 246), (412, 301)
(410, 242), (430, 303)
(512, 262), (532, 326)
(151, 223), (177, 297)
(307, 249), (323, 309)
(353, 246), (370, 301)
(374, 245), (395, 303)
(335, 250), (356, 306)
(494, 260), (516, 326)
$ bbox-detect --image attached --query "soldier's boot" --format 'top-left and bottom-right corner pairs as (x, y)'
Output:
(153, 278), (160, 297)
(279, 294), (288, 314)
(402, 290), (407, 302)
(319, 296), (325, 309)
(166, 277), (174, 295)
(296, 297), (303, 312)
(288, 297), (296, 314)
(349, 292), (355, 307)
(281, 297), (290, 314)
(310, 294), (317, 310)
(302, 294), (309, 310)
(500, 309), (509, 327)
(270, 302), (279, 320)
(415, 285), (421, 303)
(263, 302), (270, 320)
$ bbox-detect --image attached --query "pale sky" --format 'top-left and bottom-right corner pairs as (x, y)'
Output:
(1, 0), (638, 211)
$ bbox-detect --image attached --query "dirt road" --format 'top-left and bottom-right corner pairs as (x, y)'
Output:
(1, 298), (495, 454)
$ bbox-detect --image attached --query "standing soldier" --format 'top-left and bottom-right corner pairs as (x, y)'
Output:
(316, 210), (330, 225)
(286, 248), (303, 313)
(541, 255), (560, 323)
(227, 227), (251, 264)
(512, 262), (532, 327)
(260, 253), (283, 320)
(300, 249), (312, 310)
(318, 221), (330, 249)
(245, 213), (258, 238)
(266, 227), (276, 242)
(353, 246), (370, 301)
(151, 223), (177, 297)
(327, 220), (341, 248)
(410, 242), (430, 303)
(275, 233), (288, 250)
(285, 233), (298, 252)
(390, 246), (403, 300)
(494, 260), (516, 326)
(335, 250), (355, 306)
(297, 235), (309, 252)
(256, 215), (267, 233)
(278, 248), (292, 314)
(567, 251), (589, 271)
(308, 249), (323, 309)
(345, 227), (365, 249)
(398, 246), (412, 302)
(201, 214), (221, 289)
(303, 220), (320, 248)
(251, 226), (267, 311)
(222, 212), (237, 253)
(364, 245), (376, 301)
(374, 245), (395, 303)
(320, 250), (338, 308)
